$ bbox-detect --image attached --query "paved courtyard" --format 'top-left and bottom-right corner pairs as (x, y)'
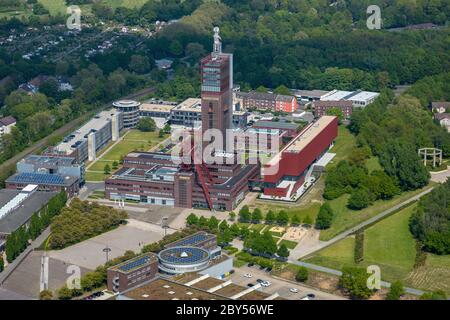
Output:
(47, 219), (174, 270)
(1, 251), (90, 299)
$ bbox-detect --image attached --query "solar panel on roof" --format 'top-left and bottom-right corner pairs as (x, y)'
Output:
(11, 173), (65, 185)
(173, 233), (209, 247)
(118, 256), (151, 272)
(159, 247), (209, 264)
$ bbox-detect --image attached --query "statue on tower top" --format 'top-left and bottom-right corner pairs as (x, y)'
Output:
(213, 26), (222, 55)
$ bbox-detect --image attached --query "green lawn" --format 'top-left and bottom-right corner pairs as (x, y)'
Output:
(305, 237), (355, 270)
(366, 156), (382, 173)
(85, 171), (109, 182)
(327, 126), (357, 167)
(305, 203), (450, 293)
(88, 160), (115, 172)
(102, 0), (148, 9)
(279, 239), (298, 250)
(320, 184), (435, 241)
(406, 252), (450, 293)
(306, 205), (417, 281)
(85, 130), (166, 181)
(39, 0), (66, 16)
(250, 224), (266, 233)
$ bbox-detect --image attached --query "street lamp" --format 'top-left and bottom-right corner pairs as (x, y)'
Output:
(103, 246), (111, 263)
(162, 217), (169, 236)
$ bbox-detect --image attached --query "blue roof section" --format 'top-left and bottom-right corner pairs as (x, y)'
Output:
(170, 233), (209, 247)
(159, 247), (209, 265)
(118, 256), (152, 272)
(8, 172), (66, 185)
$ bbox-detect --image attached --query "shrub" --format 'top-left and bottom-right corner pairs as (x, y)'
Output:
(354, 231), (364, 263)
(339, 266), (374, 299)
(39, 290), (53, 300)
(295, 266), (308, 282)
(386, 281), (404, 300)
(315, 203), (334, 229)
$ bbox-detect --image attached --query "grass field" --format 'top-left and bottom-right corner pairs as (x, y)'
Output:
(279, 239), (298, 250)
(319, 184), (435, 241)
(85, 130), (166, 181)
(327, 126), (357, 166)
(304, 203), (450, 293)
(39, 0), (67, 16)
(85, 171), (109, 181)
(102, 0), (149, 9)
(366, 156), (382, 173)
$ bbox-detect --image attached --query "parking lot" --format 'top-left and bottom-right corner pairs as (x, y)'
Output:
(230, 265), (346, 300)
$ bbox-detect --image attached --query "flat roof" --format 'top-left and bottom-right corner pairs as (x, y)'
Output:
(173, 98), (202, 112)
(140, 103), (176, 113)
(293, 89), (330, 98)
(286, 116), (336, 153)
(0, 189), (56, 234)
(108, 253), (158, 274)
(121, 278), (228, 300)
(321, 90), (353, 101)
(55, 109), (120, 154)
(6, 172), (78, 186)
(165, 231), (214, 248)
(346, 91), (379, 102)
(253, 120), (300, 130)
(21, 155), (77, 167)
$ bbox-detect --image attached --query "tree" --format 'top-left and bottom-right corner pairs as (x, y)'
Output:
(315, 203), (334, 229)
(276, 211), (289, 225)
(112, 161), (119, 170)
(239, 205), (251, 222)
(326, 107), (344, 124)
(39, 290), (53, 300)
(228, 211), (236, 221)
(291, 214), (300, 226)
(277, 243), (289, 259)
(104, 164), (111, 175)
(303, 215), (313, 226)
(379, 141), (430, 191)
(186, 213), (198, 226)
(208, 216), (219, 231)
(273, 85), (290, 95)
(185, 42), (206, 61)
(420, 290), (447, 300)
(409, 180), (450, 254)
(198, 216), (208, 228)
(386, 281), (404, 300)
(339, 267), (374, 299)
(295, 266), (308, 282)
(265, 210), (276, 224)
(255, 86), (268, 93)
(57, 286), (73, 300)
(251, 208), (263, 223)
(0, 256), (4, 272)
(129, 55), (151, 74)
(137, 117), (156, 132)
(28, 212), (42, 240)
(348, 188), (372, 210)
(230, 223), (240, 237)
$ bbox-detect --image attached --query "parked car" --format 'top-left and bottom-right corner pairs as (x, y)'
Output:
(261, 281), (271, 287)
(256, 279), (264, 283)
(247, 263), (254, 267)
(289, 288), (299, 293)
(247, 283), (254, 287)
(243, 273), (253, 278)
